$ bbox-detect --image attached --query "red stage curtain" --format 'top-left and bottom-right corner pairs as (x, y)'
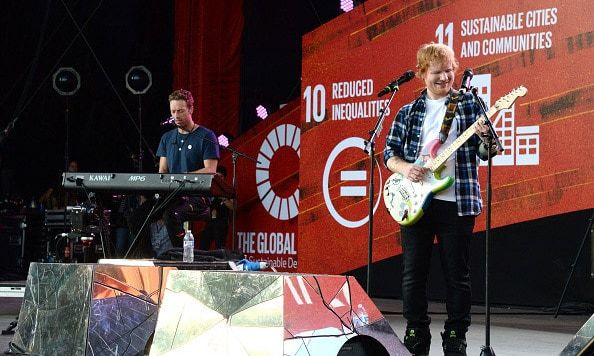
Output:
(172, 0), (243, 138)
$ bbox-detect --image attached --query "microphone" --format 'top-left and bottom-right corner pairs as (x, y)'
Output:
(377, 70), (415, 97)
(460, 68), (474, 92)
(160, 116), (175, 126)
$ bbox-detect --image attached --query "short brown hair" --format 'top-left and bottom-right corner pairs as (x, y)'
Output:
(168, 89), (194, 110)
(416, 43), (458, 78)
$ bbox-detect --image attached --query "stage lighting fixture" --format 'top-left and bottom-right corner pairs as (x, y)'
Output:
(217, 134), (230, 148)
(256, 105), (269, 120)
(125, 65), (152, 94)
(52, 67), (81, 96)
(340, 0), (354, 12)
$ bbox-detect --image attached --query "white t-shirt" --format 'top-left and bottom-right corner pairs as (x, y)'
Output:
(419, 97), (457, 202)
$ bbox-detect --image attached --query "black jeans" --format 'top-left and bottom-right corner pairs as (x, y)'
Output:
(127, 196), (210, 257)
(161, 196), (210, 241)
(400, 199), (475, 333)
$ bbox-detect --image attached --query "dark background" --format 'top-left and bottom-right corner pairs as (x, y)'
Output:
(0, 0), (339, 202)
(351, 209), (594, 309)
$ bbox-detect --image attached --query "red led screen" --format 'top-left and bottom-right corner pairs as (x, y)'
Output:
(298, 0), (594, 274)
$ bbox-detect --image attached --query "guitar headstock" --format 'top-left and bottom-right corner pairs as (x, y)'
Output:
(494, 86), (527, 110)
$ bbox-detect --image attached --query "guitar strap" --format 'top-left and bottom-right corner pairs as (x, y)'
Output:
(438, 91), (461, 143)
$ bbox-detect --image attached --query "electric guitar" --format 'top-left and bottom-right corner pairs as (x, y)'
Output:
(383, 86), (527, 226)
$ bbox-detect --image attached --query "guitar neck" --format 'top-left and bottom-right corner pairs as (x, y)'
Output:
(425, 104), (498, 171)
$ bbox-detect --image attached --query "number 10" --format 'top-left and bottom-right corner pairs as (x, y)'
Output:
(303, 85), (326, 123)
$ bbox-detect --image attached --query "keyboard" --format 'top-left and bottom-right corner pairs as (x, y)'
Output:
(62, 172), (234, 197)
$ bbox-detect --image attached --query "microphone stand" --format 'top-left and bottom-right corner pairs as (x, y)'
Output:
(201, 135), (259, 251)
(137, 95), (144, 172)
(226, 147), (257, 251)
(363, 86), (401, 294)
(554, 210), (594, 318)
(64, 96), (70, 176)
(469, 87), (503, 356)
(64, 97), (71, 246)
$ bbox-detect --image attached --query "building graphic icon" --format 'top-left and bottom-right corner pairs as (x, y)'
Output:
(473, 74), (539, 166)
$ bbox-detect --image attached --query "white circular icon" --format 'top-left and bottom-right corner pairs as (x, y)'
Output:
(323, 137), (383, 228)
(256, 124), (300, 220)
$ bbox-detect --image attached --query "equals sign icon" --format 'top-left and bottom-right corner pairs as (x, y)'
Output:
(340, 170), (367, 197)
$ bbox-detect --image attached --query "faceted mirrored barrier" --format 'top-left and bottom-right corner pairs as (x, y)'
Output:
(86, 264), (171, 355)
(10, 263), (169, 355)
(151, 271), (409, 355)
(11, 263), (94, 354)
(11, 265), (407, 355)
(560, 313), (594, 356)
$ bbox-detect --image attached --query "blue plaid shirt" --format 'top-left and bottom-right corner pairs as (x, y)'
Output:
(383, 90), (484, 216)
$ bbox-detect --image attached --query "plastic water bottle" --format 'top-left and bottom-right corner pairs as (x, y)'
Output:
(183, 230), (194, 263)
(357, 304), (369, 325)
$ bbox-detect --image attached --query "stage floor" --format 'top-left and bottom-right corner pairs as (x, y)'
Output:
(0, 296), (588, 355)
(375, 298), (589, 355)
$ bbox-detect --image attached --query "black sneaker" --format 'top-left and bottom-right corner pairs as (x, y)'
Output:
(441, 330), (467, 356)
(403, 327), (431, 356)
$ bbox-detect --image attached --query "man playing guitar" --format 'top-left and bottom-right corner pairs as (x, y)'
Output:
(383, 42), (499, 356)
